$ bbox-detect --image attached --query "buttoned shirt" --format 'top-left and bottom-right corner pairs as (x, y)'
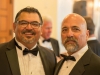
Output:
(58, 45), (88, 75)
(39, 36), (53, 50)
(15, 38), (45, 75)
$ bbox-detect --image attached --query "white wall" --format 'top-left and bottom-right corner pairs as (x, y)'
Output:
(57, 0), (73, 53)
(14, 0), (57, 39)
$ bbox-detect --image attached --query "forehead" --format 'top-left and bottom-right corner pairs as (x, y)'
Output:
(43, 21), (52, 26)
(18, 12), (40, 22)
(62, 15), (85, 28)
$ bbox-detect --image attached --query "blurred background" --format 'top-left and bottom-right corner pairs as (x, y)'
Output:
(0, 0), (100, 53)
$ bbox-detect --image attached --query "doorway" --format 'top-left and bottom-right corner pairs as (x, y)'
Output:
(0, 0), (13, 43)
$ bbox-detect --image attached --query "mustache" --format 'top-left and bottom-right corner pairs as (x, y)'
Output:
(22, 29), (36, 35)
(64, 37), (77, 44)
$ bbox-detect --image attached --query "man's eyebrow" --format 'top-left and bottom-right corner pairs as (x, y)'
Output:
(62, 26), (67, 29)
(72, 26), (78, 27)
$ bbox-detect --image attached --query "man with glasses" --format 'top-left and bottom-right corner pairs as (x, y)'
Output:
(0, 7), (57, 75)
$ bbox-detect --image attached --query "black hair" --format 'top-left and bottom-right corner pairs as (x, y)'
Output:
(14, 6), (43, 25)
(83, 16), (95, 35)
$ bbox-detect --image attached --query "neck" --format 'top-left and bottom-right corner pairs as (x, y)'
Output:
(23, 43), (37, 49)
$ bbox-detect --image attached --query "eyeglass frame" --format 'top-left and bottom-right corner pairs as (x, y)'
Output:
(15, 20), (42, 28)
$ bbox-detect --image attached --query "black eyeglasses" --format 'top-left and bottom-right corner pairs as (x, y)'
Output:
(16, 20), (42, 28)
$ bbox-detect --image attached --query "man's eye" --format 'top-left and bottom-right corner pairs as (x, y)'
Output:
(62, 29), (68, 33)
(32, 23), (38, 25)
(21, 22), (27, 24)
(63, 29), (67, 31)
(72, 28), (80, 31)
(19, 22), (28, 25)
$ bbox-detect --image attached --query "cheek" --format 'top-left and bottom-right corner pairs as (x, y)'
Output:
(16, 27), (22, 32)
(77, 33), (87, 43)
(14, 27), (23, 36)
(61, 33), (66, 42)
(13, 25), (16, 33)
(44, 29), (48, 32)
(42, 29), (46, 33)
(38, 31), (41, 36)
(36, 28), (41, 36)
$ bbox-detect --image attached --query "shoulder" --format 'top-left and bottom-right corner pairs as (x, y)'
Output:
(50, 38), (59, 43)
(38, 45), (57, 61)
(90, 53), (100, 72)
(38, 45), (56, 57)
(38, 45), (54, 53)
(91, 52), (100, 61)
(81, 48), (100, 63)
(88, 40), (100, 45)
(50, 38), (57, 41)
(0, 42), (8, 48)
(0, 38), (15, 50)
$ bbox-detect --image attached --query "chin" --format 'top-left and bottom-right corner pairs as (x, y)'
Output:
(23, 37), (35, 43)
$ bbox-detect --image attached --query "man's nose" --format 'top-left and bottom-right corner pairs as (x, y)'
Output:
(26, 23), (33, 29)
(67, 29), (74, 37)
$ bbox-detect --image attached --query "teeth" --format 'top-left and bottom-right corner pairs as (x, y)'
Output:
(25, 33), (32, 34)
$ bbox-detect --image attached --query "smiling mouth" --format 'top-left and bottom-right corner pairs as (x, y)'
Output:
(22, 30), (36, 35)
(25, 33), (33, 35)
(24, 33), (34, 37)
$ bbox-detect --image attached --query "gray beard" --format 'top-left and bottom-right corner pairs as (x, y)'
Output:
(65, 44), (79, 53)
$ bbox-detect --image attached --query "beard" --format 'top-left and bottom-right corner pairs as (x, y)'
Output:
(64, 43), (78, 53)
(21, 29), (36, 44)
(22, 36), (35, 43)
(63, 37), (79, 53)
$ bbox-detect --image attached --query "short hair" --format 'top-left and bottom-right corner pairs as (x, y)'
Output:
(14, 6), (43, 24)
(42, 16), (52, 24)
(83, 16), (95, 35)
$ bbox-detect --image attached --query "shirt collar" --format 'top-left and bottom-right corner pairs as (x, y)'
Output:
(66, 44), (88, 61)
(88, 37), (97, 41)
(15, 38), (37, 51)
(39, 36), (45, 42)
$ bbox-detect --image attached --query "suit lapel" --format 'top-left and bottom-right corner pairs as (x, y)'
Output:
(54, 59), (65, 75)
(54, 59), (85, 75)
(69, 60), (85, 75)
(6, 39), (20, 75)
(51, 39), (56, 50)
(38, 45), (51, 75)
(70, 49), (92, 75)
(50, 39), (58, 55)
(55, 49), (92, 75)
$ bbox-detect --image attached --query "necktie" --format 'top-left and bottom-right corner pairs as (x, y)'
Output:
(14, 40), (38, 56)
(23, 47), (38, 56)
(42, 39), (50, 43)
(60, 54), (76, 61)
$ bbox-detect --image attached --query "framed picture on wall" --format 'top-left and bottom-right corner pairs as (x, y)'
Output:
(73, 0), (94, 18)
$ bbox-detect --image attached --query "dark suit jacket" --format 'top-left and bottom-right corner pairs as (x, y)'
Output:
(87, 40), (100, 56)
(0, 38), (57, 75)
(54, 48), (100, 75)
(38, 38), (60, 57)
(50, 38), (60, 57)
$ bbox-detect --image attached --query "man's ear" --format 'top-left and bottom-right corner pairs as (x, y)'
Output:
(86, 30), (89, 40)
(13, 22), (16, 33)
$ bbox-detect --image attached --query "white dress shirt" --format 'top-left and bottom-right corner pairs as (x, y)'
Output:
(88, 37), (97, 41)
(39, 36), (53, 50)
(58, 45), (88, 75)
(15, 38), (45, 75)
